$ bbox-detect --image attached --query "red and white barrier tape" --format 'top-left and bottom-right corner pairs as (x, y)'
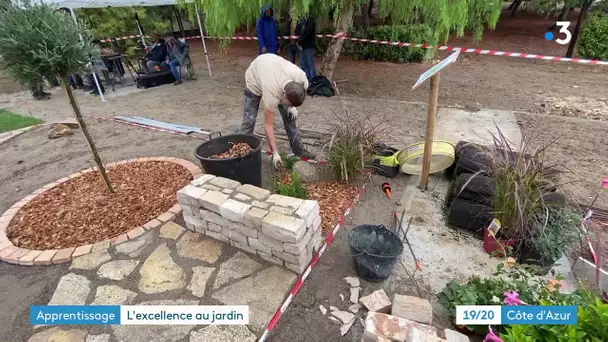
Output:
(94, 116), (328, 166)
(99, 31), (608, 66)
(258, 176), (369, 342)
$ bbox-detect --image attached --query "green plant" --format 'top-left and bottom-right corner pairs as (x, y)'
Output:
(0, 1), (114, 192)
(274, 172), (308, 199)
(579, 11), (608, 60)
(343, 24), (434, 63)
(438, 263), (563, 334)
(325, 106), (386, 183)
(280, 152), (301, 169)
(528, 207), (581, 262)
(501, 292), (608, 341)
(488, 127), (560, 241)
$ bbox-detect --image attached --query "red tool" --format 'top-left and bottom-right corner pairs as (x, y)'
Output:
(382, 183), (392, 199)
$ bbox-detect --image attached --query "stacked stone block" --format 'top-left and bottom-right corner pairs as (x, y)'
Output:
(177, 174), (323, 274)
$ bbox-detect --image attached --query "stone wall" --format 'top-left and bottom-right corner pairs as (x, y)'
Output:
(176, 174), (323, 274)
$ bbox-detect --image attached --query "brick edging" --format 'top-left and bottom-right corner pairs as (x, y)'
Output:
(0, 157), (201, 266)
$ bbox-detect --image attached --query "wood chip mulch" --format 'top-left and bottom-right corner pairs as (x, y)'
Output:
(305, 182), (359, 236)
(210, 142), (252, 159)
(8, 161), (192, 250)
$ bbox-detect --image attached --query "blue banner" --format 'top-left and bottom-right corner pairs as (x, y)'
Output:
(501, 306), (577, 325)
(30, 306), (120, 325)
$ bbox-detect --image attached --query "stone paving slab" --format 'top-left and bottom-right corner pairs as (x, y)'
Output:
(28, 219), (297, 341)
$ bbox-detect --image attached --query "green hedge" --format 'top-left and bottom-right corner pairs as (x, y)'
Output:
(578, 11), (608, 60)
(343, 25), (434, 63)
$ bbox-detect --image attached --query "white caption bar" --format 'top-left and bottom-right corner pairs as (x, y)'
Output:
(120, 305), (249, 325)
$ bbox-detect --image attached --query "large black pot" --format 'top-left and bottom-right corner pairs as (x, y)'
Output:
(447, 198), (493, 238)
(194, 134), (263, 187)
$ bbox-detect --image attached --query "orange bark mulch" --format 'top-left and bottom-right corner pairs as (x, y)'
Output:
(8, 161), (192, 250)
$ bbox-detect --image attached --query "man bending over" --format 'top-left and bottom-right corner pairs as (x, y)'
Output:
(240, 54), (313, 169)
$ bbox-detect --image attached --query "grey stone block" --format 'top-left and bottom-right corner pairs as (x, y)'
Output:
(258, 251), (284, 266)
(267, 194), (304, 209)
(230, 240), (257, 255)
(258, 233), (284, 252)
(177, 185), (207, 207)
(200, 209), (231, 227)
(206, 231), (229, 243)
(283, 228), (313, 255)
(231, 222), (258, 239)
(208, 176), (241, 189)
(219, 199), (251, 223)
(222, 227), (248, 245)
(236, 184), (271, 200)
(198, 190), (230, 213)
(248, 237), (272, 254)
(244, 207), (268, 229)
(207, 222), (223, 233)
(261, 212), (307, 243)
(295, 200), (320, 227)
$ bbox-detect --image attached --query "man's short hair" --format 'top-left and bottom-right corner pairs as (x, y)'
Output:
(284, 81), (306, 107)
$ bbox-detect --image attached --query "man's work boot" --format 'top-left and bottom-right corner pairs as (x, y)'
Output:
(173, 80), (182, 85)
(293, 148), (316, 160)
(32, 92), (48, 100)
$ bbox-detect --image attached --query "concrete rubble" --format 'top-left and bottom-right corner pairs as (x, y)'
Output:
(319, 304), (327, 315)
(391, 294), (433, 325)
(350, 287), (360, 304)
(359, 289), (392, 313)
(362, 312), (443, 342)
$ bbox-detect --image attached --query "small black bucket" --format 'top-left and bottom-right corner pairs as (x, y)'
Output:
(194, 134), (263, 187)
(346, 224), (404, 282)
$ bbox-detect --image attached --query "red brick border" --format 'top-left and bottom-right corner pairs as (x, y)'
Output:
(0, 157), (201, 266)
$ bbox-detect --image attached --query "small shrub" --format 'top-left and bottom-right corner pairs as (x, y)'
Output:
(274, 172), (308, 199)
(280, 152), (301, 169)
(528, 207), (581, 262)
(578, 11), (608, 60)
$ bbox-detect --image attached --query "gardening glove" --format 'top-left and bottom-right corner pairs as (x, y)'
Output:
(272, 151), (283, 169)
(287, 107), (298, 121)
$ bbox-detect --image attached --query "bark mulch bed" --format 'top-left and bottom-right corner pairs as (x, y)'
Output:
(7, 161), (192, 250)
(305, 182), (359, 236)
(211, 142), (252, 159)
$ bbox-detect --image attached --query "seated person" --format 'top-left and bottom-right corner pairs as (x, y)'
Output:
(162, 35), (192, 85)
(144, 35), (168, 73)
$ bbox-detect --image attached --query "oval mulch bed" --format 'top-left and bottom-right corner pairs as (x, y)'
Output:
(8, 160), (193, 250)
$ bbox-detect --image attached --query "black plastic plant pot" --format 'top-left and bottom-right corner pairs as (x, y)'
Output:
(194, 134), (263, 187)
(517, 244), (557, 275)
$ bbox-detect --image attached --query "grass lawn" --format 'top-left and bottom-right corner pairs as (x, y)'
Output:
(0, 109), (43, 133)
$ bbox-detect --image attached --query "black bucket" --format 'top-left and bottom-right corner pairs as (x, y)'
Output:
(346, 224), (404, 282)
(194, 134), (263, 187)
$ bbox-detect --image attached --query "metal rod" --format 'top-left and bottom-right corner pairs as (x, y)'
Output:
(195, 4), (212, 77)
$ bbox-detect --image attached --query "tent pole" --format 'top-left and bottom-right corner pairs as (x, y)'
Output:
(195, 4), (212, 77)
(69, 7), (105, 102)
(135, 13), (147, 47)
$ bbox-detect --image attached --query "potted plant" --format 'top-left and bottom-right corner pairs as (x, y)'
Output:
(518, 207), (581, 273)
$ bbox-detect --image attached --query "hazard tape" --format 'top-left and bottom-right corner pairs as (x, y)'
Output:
(93, 116), (328, 166)
(99, 31), (608, 66)
(258, 175), (369, 342)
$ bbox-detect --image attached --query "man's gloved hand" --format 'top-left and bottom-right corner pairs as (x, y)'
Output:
(287, 107), (298, 121)
(272, 151), (283, 169)
(262, 47), (267, 54)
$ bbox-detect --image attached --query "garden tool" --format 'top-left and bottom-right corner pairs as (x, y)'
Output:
(395, 211), (422, 272)
(382, 182), (392, 199)
(371, 142), (400, 178)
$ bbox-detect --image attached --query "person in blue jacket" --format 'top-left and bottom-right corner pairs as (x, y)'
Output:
(256, 5), (278, 55)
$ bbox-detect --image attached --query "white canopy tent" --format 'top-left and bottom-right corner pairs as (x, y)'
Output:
(41, 0), (212, 101)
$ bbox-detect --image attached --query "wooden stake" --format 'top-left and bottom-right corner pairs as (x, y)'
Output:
(63, 82), (114, 193)
(419, 73), (440, 190)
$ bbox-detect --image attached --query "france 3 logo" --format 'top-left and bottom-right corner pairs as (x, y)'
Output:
(544, 22), (572, 45)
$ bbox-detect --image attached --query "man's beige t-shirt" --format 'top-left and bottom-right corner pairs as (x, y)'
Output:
(245, 54), (309, 112)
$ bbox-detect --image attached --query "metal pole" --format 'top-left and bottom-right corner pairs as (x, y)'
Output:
(195, 4), (212, 77)
(68, 7), (105, 102)
(135, 13), (147, 47)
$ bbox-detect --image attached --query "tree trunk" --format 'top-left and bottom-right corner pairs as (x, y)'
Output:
(566, 0), (593, 58)
(368, 0), (374, 17)
(62, 81), (114, 193)
(549, 5), (572, 30)
(361, 4), (370, 29)
(320, 3), (355, 80)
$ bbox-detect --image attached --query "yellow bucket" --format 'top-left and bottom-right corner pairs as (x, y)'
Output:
(397, 140), (456, 175)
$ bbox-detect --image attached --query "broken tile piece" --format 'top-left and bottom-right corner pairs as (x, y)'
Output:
(319, 305), (327, 316)
(359, 289), (392, 313)
(392, 294), (433, 325)
(332, 310), (355, 324)
(328, 316), (341, 324)
(344, 276), (360, 287)
(348, 303), (362, 313)
(350, 287), (360, 304)
(341, 317), (356, 336)
(330, 305), (339, 312)
(339, 293), (345, 301)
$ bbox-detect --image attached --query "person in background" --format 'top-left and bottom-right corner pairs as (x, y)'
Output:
(239, 53), (314, 169)
(145, 35), (168, 73)
(285, 14), (300, 64)
(163, 35), (191, 85)
(297, 15), (317, 81)
(256, 5), (278, 55)
(30, 81), (50, 100)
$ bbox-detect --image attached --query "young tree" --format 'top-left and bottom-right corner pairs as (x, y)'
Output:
(0, 1), (114, 192)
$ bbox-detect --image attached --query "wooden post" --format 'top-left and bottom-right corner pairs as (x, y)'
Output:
(419, 73), (440, 190)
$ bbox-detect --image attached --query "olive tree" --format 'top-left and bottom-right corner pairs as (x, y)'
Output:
(0, 1), (114, 192)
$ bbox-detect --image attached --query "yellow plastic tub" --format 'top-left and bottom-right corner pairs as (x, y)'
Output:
(397, 140), (456, 175)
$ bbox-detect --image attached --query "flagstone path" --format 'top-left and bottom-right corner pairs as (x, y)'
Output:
(28, 219), (296, 342)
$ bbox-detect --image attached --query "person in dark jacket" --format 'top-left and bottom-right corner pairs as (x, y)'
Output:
(145, 36), (168, 73)
(285, 15), (301, 64)
(297, 16), (316, 81)
(256, 5), (278, 54)
(162, 35), (191, 85)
